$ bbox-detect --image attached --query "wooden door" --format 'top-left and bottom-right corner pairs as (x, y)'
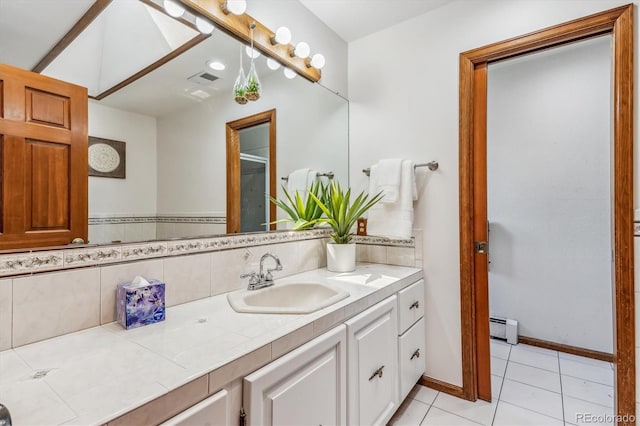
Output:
(0, 63), (88, 249)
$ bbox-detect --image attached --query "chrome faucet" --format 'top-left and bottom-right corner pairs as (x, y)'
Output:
(240, 253), (283, 290)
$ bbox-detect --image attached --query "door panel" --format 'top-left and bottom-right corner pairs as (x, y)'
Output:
(0, 63), (87, 249)
(26, 140), (70, 230)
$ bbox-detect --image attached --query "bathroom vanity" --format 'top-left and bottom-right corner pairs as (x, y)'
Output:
(0, 263), (425, 425)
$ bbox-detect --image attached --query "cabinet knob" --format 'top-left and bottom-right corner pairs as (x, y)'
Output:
(411, 349), (420, 360)
(368, 365), (384, 381)
(410, 301), (420, 310)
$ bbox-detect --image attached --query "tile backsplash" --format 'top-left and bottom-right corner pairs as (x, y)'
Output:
(0, 230), (418, 350)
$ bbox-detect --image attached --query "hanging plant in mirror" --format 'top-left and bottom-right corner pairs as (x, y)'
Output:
(245, 22), (261, 101)
(234, 45), (247, 104)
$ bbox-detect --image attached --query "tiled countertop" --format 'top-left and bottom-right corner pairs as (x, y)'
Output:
(0, 263), (422, 425)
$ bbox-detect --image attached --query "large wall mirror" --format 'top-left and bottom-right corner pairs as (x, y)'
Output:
(0, 0), (348, 247)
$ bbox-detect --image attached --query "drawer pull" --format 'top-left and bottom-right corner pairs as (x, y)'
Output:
(410, 301), (420, 310)
(368, 365), (385, 381)
(411, 349), (421, 360)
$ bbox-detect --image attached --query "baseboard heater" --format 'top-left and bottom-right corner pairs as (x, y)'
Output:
(489, 316), (518, 344)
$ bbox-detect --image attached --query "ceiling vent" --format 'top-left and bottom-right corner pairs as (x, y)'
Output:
(188, 71), (220, 86)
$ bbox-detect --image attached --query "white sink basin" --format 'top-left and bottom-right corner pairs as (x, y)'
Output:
(227, 282), (349, 314)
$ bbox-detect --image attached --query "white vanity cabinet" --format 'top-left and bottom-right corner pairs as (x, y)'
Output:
(345, 295), (399, 426)
(160, 380), (242, 426)
(397, 279), (426, 401)
(243, 324), (347, 426)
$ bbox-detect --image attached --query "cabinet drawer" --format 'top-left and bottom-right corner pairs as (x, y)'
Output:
(397, 280), (425, 334)
(398, 317), (426, 401)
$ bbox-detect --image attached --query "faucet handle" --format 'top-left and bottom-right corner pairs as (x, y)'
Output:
(240, 272), (260, 284)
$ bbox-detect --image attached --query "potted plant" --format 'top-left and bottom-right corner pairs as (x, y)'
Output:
(269, 182), (327, 230)
(310, 181), (383, 272)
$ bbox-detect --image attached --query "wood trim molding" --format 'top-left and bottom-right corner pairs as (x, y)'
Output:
(180, 0), (321, 82)
(32, 0), (112, 73)
(420, 375), (465, 398)
(518, 336), (615, 363)
(226, 109), (277, 234)
(459, 4), (634, 423)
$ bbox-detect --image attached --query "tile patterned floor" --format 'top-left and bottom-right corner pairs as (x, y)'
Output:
(389, 340), (615, 425)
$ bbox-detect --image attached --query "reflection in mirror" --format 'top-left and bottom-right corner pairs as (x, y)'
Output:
(0, 0), (348, 248)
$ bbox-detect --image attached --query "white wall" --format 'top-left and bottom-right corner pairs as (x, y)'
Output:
(88, 102), (158, 216)
(156, 71), (349, 223)
(487, 37), (612, 353)
(348, 0), (638, 387)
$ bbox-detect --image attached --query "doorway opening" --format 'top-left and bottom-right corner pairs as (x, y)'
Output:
(226, 109), (276, 234)
(458, 4), (634, 422)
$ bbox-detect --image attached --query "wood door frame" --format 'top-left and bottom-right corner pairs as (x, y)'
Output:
(226, 109), (276, 234)
(458, 4), (635, 421)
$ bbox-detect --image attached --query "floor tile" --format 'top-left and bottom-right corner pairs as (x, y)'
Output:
(559, 357), (614, 386)
(563, 395), (613, 425)
(561, 375), (614, 408)
(490, 339), (512, 360)
(388, 397), (429, 426)
(432, 390), (497, 425)
(491, 357), (507, 377)
(559, 352), (612, 369)
(499, 378), (563, 420)
(493, 401), (563, 425)
(409, 384), (439, 405)
(505, 362), (561, 393)
(421, 407), (483, 425)
(509, 345), (559, 373)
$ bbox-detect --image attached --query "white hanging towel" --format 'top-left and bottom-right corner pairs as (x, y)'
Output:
(306, 169), (318, 189)
(367, 160), (416, 239)
(375, 158), (403, 203)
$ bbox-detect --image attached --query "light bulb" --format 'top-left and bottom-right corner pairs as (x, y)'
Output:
(207, 60), (225, 71)
(224, 0), (247, 15)
(309, 53), (326, 69)
(266, 58), (281, 70)
(273, 27), (292, 45)
(163, 0), (185, 18)
(294, 42), (310, 59)
(195, 17), (214, 34)
(283, 67), (297, 79)
(245, 46), (260, 59)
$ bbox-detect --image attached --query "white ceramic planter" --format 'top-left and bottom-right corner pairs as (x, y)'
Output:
(326, 242), (356, 272)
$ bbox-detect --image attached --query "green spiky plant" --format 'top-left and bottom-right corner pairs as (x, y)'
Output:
(310, 181), (384, 244)
(269, 182), (328, 230)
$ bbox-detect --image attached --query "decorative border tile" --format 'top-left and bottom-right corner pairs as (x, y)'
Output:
(63, 247), (122, 267)
(89, 215), (226, 225)
(353, 235), (415, 247)
(0, 228), (412, 278)
(121, 242), (168, 261)
(0, 251), (64, 275)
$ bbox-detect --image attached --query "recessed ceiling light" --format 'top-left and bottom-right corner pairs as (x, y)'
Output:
(190, 89), (211, 99)
(207, 61), (226, 71)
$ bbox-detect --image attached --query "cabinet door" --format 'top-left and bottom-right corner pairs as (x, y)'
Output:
(243, 324), (346, 426)
(161, 389), (229, 426)
(0, 63), (87, 249)
(398, 317), (426, 401)
(346, 296), (398, 426)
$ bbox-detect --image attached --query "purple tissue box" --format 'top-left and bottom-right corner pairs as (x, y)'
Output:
(116, 279), (166, 329)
